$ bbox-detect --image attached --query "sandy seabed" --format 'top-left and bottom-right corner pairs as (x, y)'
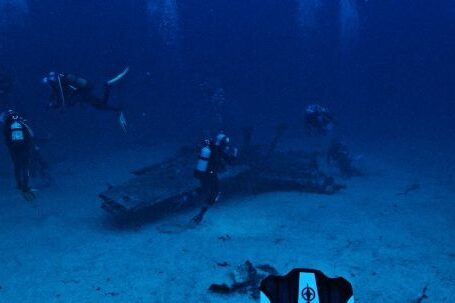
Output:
(0, 140), (454, 302)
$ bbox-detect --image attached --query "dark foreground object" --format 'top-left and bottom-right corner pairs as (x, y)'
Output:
(260, 268), (354, 303)
(208, 262), (354, 302)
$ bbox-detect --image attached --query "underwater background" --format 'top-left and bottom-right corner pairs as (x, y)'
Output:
(0, 0), (454, 302)
(1, 0), (454, 146)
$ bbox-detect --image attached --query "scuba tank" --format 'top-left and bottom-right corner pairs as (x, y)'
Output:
(195, 142), (212, 176)
(10, 116), (24, 142)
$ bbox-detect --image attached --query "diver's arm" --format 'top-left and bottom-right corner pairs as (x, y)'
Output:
(221, 146), (239, 164)
(22, 121), (34, 139)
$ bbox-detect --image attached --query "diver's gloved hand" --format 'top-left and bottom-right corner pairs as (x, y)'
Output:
(119, 112), (127, 133)
(230, 147), (239, 160)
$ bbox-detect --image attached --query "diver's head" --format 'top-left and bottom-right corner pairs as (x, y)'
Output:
(5, 109), (20, 123)
(42, 72), (57, 85)
(306, 104), (323, 114)
(215, 132), (230, 147)
(7, 109), (18, 118)
(203, 139), (211, 146)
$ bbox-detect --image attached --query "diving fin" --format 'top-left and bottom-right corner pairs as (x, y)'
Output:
(107, 67), (129, 86)
(21, 189), (37, 202)
(119, 111), (127, 133)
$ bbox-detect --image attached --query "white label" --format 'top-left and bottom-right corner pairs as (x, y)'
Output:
(298, 272), (320, 303)
(260, 291), (271, 303)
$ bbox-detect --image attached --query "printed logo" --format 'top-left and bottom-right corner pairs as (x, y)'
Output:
(301, 284), (316, 302)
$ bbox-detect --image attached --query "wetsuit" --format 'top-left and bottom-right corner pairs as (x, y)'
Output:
(3, 115), (34, 192)
(260, 268), (354, 303)
(48, 73), (121, 113)
(193, 140), (236, 223)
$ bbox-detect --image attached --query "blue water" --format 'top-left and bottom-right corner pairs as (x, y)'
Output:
(1, 1), (454, 302)
(1, 0), (452, 144)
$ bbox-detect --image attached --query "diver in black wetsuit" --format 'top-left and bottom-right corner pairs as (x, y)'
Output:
(42, 68), (129, 132)
(192, 132), (238, 224)
(3, 110), (36, 201)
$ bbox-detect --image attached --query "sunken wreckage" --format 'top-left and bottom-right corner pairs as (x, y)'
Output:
(99, 127), (346, 219)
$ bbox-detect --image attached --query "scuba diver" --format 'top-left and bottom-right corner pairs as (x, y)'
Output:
(304, 104), (336, 136)
(192, 132), (238, 224)
(2, 110), (37, 201)
(42, 68), (129, 132)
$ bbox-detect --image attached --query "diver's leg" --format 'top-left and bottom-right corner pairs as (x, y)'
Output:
(82, 83), (126, 132)
(207, 174), (220, 206)
(192, 176), (210, 224)
(12, 155), (23, 190)
(13, 150), (31, 192)
(95, 103), (121, 113)
(22, 152), (31, 191)
(87, 93), (121, 113)
(192, 173), (219, 224)
(102, 84), (125, 109)
(101, 104), (122, 113)
(87, 93), (127, 132)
